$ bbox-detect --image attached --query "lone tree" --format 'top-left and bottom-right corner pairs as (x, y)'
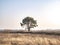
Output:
(20, 16), (38, 31)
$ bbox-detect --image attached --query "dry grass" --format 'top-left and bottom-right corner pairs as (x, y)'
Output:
(0, 33), (60, 45)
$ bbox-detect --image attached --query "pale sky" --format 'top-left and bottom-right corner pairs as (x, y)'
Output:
(0, 0), (60, 30)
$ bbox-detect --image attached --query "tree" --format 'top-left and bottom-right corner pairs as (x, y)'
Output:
(20, 16), (38, 31)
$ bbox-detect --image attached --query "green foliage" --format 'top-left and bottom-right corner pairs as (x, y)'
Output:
(20, 16), (38, 31)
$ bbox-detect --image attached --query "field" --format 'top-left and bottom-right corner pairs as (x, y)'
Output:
(0, 31), (60, 45)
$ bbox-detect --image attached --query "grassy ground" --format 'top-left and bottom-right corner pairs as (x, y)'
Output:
(0, 33), (60, 45)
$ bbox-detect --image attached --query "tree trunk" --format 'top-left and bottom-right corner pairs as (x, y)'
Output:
(27, 23), (30, 31)
(28, 27), (30, 31)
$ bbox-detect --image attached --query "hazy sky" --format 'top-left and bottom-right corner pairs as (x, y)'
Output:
(0, 0), (60, 30)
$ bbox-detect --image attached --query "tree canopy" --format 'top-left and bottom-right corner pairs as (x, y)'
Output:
(20, 16), (38, 31)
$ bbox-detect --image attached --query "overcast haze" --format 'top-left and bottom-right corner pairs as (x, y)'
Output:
(0, 0), (60, 30)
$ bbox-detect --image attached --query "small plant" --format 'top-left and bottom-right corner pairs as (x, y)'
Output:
(11, 42), (17, 45)
(48, 40), (53, 45)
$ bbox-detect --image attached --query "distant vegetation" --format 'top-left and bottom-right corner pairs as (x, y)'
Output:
(0, 29), (60, 35)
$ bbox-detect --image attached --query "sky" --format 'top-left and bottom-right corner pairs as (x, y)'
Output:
(0, 0), (60, 30)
